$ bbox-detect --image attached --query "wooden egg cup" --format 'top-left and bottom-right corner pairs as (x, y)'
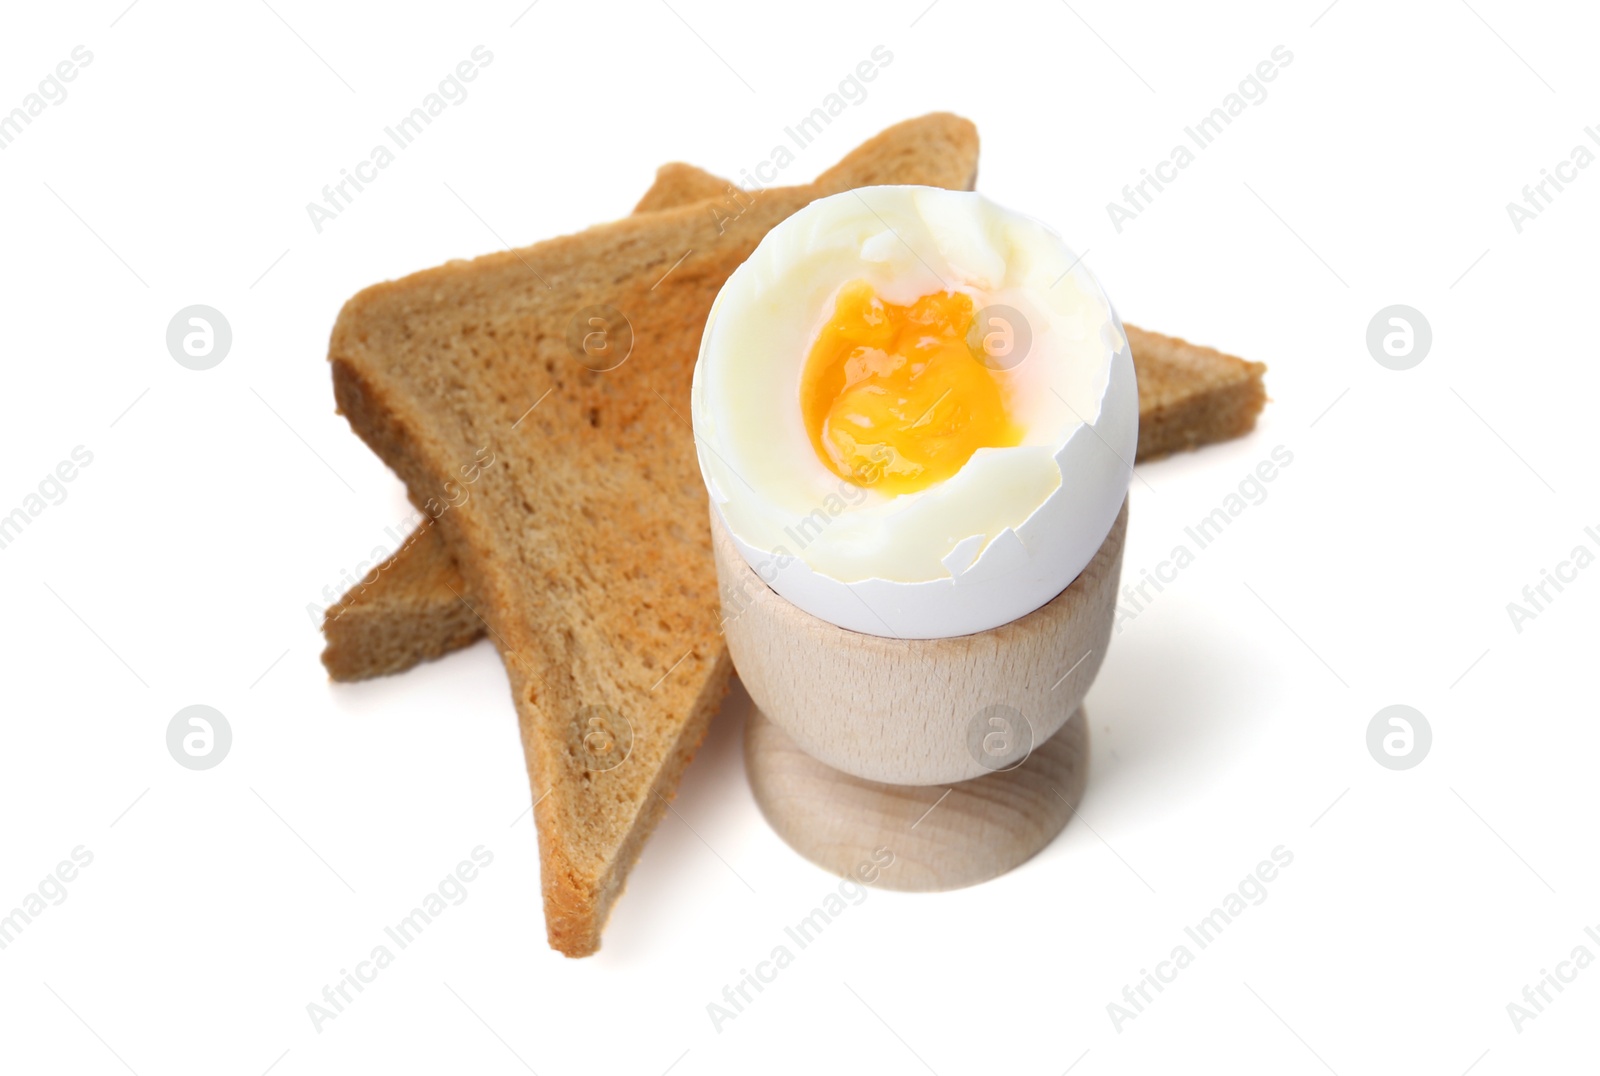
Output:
(714, 499), (1127, 891)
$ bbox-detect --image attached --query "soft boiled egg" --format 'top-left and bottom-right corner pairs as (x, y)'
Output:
(691, 185), (1136, 639)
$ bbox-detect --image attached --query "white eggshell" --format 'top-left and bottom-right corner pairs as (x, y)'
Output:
(692, 186), (1137, 639)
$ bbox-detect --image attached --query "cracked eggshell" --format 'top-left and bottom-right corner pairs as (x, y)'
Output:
(692, 186), (1137, 639)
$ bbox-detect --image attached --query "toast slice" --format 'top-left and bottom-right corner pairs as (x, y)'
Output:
(327, 114), (983, 955)
(326, 319), (1268, 681)
(321, 162), (731, 681)
(1126, 325), (1267, 461)
(629, 161), (731, 213)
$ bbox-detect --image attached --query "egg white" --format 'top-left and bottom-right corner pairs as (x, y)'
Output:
(692, 186), (1136, 638)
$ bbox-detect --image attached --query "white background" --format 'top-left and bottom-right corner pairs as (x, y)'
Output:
(2, 1), (1596, 1073)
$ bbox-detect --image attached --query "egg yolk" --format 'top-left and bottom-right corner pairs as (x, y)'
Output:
(800, 282), (1020, 495)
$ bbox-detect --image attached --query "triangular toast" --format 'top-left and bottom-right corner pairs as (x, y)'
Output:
(324, 310), (1267, 682)
(321, 162), (730, 681)
(327, 114), (983, 955)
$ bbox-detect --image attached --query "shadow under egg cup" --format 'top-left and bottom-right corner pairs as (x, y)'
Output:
(713, 498), (1128, 891)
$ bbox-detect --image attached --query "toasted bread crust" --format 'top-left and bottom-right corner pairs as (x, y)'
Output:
(631, 162), (731, 213)
(327, 115), (983, 956)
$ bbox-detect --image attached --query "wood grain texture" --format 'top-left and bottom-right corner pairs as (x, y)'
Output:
(715, 499), (1126, 786)
(745, 705), (1088, 891)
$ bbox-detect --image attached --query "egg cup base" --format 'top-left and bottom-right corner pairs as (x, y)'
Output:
(744, 704), (1089, 891)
